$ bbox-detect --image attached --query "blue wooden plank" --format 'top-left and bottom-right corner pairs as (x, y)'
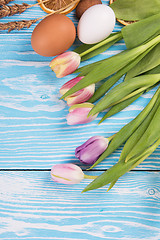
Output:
(0, 171), (160, 239)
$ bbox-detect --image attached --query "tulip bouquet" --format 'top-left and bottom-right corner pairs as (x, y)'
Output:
(49, 4), (160, 192)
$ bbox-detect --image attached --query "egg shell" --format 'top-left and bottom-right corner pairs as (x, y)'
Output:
(77, 4), (116, 44)
(31, 14), (76, 57)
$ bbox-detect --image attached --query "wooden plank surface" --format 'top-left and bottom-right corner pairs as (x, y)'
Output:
(0, 0), (160, 239)
(0, 171), (160, 239)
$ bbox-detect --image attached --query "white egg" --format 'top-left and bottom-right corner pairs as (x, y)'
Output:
(77, 4), (116, 44)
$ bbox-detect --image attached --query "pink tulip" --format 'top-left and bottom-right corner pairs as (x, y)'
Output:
(49, 51), (81, 78)
(51, 163), (84, 184)
(60, 76), (95, 106)
(66, 103), (98, 125)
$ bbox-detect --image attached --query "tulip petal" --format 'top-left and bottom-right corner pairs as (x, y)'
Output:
(75, 136), (109, 164)
(67, 107), (97, 125)
(60, 76), (84, 94)
(51, 163), (84, 184)
(50, 51), (81, 78)
(69, 102), (94, 112)
(76, 136), (103, 154)
(66, 84), (95, 106)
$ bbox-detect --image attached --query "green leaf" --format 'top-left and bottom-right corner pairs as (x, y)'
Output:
(89, 86), (160, 169)
(74, 32), (122, 61)
(74, 32), (119, 54)
(74, 60), (103, 76)
(89, 74), (160, 117)
(145, 64), (160, 75)
(110, 0), (160, 21)
(128, 138), (160, 170)
(122, 13), (160, 49)
(100, 92), (142, 123)
(82, 160), (134, 192)
(61, 36), (160, 100)
(89, 43), (156, 103)
(125, 43), (160, 80)
(99, 84), (156, 124)
(107, 179), (118, 192)
(88, 72), (123, 103)
(119, 92), (160, 162)
(126, 99), (160, 161)
(80, 38), (121, 61)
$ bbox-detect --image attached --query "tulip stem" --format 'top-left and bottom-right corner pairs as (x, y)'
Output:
(84, 174), (97, 179)
(79, 32), (122, 58)
(108, 134), (115, 142)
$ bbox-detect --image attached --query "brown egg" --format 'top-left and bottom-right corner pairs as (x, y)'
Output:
(31, 14), (76, 57)
(76, 0), (102, 19)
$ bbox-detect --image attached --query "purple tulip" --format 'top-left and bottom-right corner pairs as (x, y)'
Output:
(75, 136), (109, 165)
(51, 163), (84, 184)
